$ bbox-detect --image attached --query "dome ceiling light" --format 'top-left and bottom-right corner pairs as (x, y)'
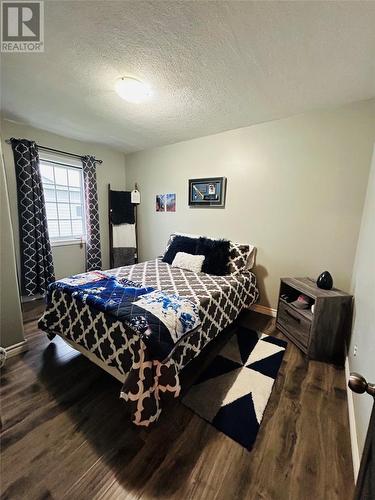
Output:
(115, 76), (153, 104)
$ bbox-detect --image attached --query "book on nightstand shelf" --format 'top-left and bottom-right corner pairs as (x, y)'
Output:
(276, 277), (353, 366)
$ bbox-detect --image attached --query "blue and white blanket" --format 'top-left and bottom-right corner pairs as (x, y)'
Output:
(47, 271), (201, 360)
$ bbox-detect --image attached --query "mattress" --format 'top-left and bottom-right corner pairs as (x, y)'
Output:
(39, 258), (259, 426)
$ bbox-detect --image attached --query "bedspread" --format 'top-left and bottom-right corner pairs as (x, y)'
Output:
(46, 272), (201, 360)
(38, 258), (259, 426)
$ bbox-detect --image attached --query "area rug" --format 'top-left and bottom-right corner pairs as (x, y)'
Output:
(182, 327), (287, 450)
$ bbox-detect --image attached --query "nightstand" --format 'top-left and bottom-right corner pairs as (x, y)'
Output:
(276, 277), (352, 366)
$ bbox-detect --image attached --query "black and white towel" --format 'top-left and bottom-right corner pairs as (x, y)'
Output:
(112, 223), (136, 266)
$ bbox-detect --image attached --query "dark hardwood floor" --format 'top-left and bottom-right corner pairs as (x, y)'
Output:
(1, 310), (354, 500)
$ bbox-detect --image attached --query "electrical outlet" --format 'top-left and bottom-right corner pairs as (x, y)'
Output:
(353, 344), (358, 357)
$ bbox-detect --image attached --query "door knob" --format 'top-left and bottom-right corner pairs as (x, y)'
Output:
(349, 372), (375, 397)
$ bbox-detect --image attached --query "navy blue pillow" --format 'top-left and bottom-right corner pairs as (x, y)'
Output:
(195, 237), (230, 275)
(162, 235), (198, 264)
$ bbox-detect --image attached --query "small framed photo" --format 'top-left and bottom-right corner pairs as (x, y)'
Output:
(156, 194), (166, 212)
(188, 177), (226, 207)
(156, 193), (176, 212)
(166, 193), (176, 212)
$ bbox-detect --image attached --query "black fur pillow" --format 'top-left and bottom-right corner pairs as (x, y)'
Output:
(162, 235), (198, 264)
(195, 237), (230, 275)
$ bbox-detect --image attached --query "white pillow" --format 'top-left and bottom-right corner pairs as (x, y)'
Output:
(171, 252), (205, 273)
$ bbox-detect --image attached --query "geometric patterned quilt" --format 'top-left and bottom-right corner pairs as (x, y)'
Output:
(38, 258), (259, 427)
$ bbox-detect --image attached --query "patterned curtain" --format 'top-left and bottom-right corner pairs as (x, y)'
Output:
(11, 138), (55, 296)
(82, 155), (102, 271)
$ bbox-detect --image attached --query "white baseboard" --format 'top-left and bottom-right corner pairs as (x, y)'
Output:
(249, 303), (277, 317)
(345, 356), (360, 481)
(5, 339), (28, 358)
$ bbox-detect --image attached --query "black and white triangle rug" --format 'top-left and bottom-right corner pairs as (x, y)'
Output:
(182, 327), (287, 450)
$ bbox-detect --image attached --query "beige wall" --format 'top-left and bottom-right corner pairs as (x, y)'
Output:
(349, 145), (375, 457)
(0, 140), (24, 349)
(125, 100), (375, 308)
(1, 119), (126, 282)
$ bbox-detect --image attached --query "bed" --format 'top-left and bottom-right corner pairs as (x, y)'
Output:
(38, 257), (259, 426)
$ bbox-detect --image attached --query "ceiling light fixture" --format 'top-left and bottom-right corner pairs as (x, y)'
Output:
(115, 76), (153, 104)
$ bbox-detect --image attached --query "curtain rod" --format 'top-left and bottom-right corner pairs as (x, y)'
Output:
(5, 139), (103, 164)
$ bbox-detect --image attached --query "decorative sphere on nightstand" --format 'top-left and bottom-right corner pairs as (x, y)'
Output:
(316, 271), (333, 290)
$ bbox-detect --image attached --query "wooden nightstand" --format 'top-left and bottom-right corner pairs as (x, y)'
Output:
(276, 277), (352, 366)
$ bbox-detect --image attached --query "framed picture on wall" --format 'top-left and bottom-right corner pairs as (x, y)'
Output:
(156, 194), (166, 212)
(156, 193), (176, 212)
(166, 193), (176, 212)
(188, 177), (226, 207)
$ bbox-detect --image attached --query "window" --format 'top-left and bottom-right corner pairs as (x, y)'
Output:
(40, 160), (86, 243)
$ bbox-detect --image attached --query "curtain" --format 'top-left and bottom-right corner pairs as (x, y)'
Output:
(82, 155), (102, 271)
(11, 138), (55, 296)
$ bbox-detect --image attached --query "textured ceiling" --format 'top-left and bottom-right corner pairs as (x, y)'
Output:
(1, 1), (375, 152)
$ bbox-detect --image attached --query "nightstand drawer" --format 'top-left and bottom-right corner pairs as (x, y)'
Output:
(277, 301), (311, 348)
